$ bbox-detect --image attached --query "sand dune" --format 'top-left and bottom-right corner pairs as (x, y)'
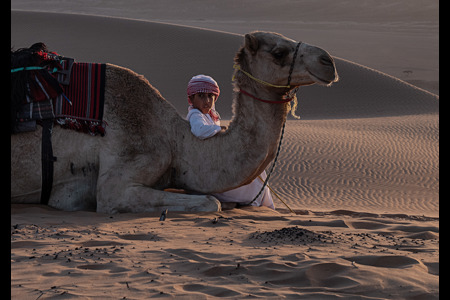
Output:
(11, 0), (439, 94)
(11, 11), (438, 120)
(11, 11), (242, 119)
(11, 8), (438, 299)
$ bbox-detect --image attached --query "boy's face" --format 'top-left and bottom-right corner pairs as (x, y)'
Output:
(190, 93), (217, 114)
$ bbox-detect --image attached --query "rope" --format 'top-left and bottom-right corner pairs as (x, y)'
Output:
(234, 41), (302, 211)
(257, 175), (295, 214)
(233, 64), (291, 89)
(247, 120), (286, 205)
(239, 88), (294, 104)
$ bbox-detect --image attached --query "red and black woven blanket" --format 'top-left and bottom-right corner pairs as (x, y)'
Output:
(14, 59), (106, 136)
(54, 62), (106, 135)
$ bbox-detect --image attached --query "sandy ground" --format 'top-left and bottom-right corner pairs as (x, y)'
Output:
(11, 205), (438, 299)
(11, 1), (438, 299)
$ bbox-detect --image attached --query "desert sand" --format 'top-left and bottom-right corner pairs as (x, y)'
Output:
(11, 1), (438, 299)
(12, 205), (438, 299)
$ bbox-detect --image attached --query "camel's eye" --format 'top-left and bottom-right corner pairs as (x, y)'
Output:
(271, 48), (288, 60)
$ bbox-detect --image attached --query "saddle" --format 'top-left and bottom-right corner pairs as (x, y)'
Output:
(13, 57), (107, 136)
(11, 43), (106, 205)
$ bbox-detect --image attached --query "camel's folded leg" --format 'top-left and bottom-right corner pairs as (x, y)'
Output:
(97, 185), (221, 214)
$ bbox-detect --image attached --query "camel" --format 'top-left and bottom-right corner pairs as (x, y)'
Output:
(11, 31), (338, 213)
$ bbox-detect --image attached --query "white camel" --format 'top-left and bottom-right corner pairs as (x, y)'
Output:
(11, 31), (338, 213)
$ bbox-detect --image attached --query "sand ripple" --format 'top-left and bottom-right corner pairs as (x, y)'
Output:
(11, 206), (439, 299)
(270, 115), (438, 217)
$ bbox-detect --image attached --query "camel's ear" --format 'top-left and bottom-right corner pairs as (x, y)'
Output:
(244, 33), (259, 55)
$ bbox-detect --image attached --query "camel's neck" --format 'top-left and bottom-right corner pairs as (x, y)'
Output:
(230, 87), (289, 179)
(180, 80), (290, 193)
(231, 83), (290, 141)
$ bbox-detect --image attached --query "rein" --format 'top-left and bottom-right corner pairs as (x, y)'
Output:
(238, 88), (294, 104)
(233, 64), (291, 89)
(234, 41), (302, 208)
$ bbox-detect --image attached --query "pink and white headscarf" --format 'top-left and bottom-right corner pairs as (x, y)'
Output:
(187, 74), (221, 122)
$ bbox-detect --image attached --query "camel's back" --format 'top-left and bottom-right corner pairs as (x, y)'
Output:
(11, 63), (189, 209)
(103, 64), (182, 135)
(102, 64), (189, 159)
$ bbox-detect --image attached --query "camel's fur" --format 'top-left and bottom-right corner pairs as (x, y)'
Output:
(11, 32), (338, 213)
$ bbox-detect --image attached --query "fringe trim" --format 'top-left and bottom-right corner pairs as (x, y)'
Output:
(288, 95), (301, 119)
(55, 117), (107, 136)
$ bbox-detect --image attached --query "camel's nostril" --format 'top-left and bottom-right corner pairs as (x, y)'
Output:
(320, 55), (334, 66)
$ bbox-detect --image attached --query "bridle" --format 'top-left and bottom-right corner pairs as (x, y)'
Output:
(233, 41), (302, 208)
(233, 41), (302, 103)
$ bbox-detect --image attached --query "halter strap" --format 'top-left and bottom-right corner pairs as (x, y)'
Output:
(287, 41), (302, 87)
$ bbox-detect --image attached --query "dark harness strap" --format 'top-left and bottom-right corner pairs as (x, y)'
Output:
(40, 119), (57, 204)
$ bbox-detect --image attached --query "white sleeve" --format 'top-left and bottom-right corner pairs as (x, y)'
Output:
(188, 110), (222, 139)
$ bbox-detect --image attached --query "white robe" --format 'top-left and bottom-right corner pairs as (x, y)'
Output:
(186, 109), (222, 139)
(186, 108), (275, 209)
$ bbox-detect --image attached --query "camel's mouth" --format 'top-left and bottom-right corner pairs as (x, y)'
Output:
(307, 70), (339, 87)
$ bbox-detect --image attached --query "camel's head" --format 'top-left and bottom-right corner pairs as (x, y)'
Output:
(234, 31), (339, 91)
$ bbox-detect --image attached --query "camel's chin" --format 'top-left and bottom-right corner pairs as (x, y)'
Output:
(293, 74), (337, 88)
(294, 82), (314, 88)
(307, 71), (338, 87)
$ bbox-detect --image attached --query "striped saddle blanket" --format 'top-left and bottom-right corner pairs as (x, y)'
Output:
(15, 60), (107, 136)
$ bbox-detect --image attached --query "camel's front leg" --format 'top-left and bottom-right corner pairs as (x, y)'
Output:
(96, 184), (221, 214)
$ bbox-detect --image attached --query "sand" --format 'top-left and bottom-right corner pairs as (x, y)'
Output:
(11, 1), (438, 299)
(11, 0), (438, 95)
(11, 205), (438, 299)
